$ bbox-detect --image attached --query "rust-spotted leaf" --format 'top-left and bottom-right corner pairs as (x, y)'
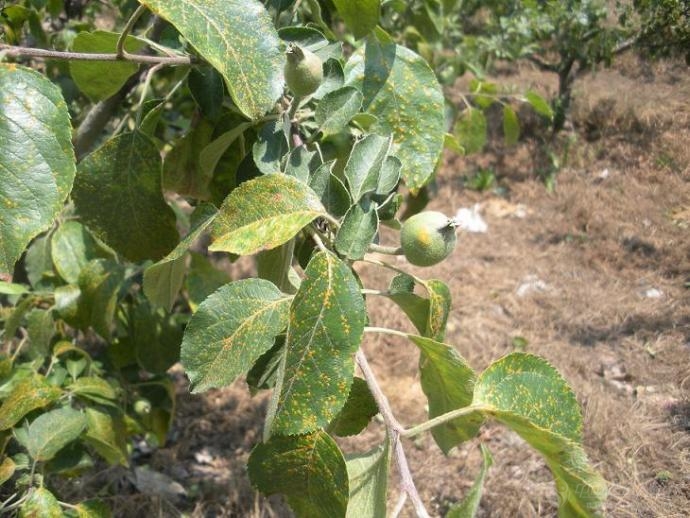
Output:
(181, 279), (292, 392)
(139, 0), (284, 119)
(269, 252), (365, 435)
(248, 430), (349, 518)
(210, 174), (326, 256)
(474, 353), (606, 515)
(0, 375), (62, 431)
(344, 28), (444, 192)
(0, 64), (75, 276)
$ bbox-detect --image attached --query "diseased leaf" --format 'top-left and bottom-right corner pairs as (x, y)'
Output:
(74, 499), (112, 518)
(335, 201), (379, 260)
(388, 292), (429, 334)
(463, 353), (607, 516)
(210, 174), (325, 255)
(333, 0), (380, 39)
(77, 259), (125, 338)
(181, 279), (292, 392)
(27, 407), (87, 461)
(0, 375), (62, 431)
(424, 279), (451, 341)
(345, 29), (445, 191)
(83, 407), (128, 466)
(68, 377), (117, 404)
(329, 377), (378, 437)
(26, 309), (54, 358)
(139, 0), (284, 119)
(70, 31), (144, 100)
(345, 439), (390, 518)
(0, 64), (75, 275)
(269, 252), (365, 435)
(20, 487), (62, 518)
(315, 86), (363, 138)
(410, 335), (482, 453)
(0, 457), (15, 485)
(72, 131), (179, 262)
(248, 430), (349, 518)
(447, 445), (493, 518)
(144, 203), (217, 310)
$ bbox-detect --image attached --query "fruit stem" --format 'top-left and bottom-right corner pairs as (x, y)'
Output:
(360, 257), (425, 285)
(367, 243), (404, 255)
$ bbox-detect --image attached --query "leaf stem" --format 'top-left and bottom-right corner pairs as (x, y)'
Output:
(356, 349), (430, 518)
(364, 326), (408, 339)
(116, 4), (148, 58)
(0, 44), (193, 66)
(402, 405), (488, 438)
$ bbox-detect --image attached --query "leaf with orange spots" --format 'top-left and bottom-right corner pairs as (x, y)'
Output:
(139, 0), (284, 120)
(0, 375), (62, 431)
(209, 174), (326, 256)
(180, 279), (292, 392)
(0, 64), (75, 276)
(248, 430), (349, 517)
(344, 28), (445, 192)
(470, 353), (605, 516)
(424, 279), (451, 341)
(268, 251), (366, 435)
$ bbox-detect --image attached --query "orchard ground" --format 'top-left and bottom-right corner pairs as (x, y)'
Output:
(74, 55), (688, 517)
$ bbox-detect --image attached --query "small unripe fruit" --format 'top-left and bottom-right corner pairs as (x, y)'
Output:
(400, 211), (457, 267)
(133, 398), (152, 416)
(284, 44), (323, 97)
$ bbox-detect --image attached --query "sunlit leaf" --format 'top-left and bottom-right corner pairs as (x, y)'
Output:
(345, 439), (390, 518)
(140, 0), (284, 119)
(269, 252), (365, 434)
(210, 174), (325, 255)
(181, 279), (291, 392)
(0, 375), (62, 431)
(0, 64), (75, 275)
(345, 29), (445, 191)
(26, 407), (86, 461)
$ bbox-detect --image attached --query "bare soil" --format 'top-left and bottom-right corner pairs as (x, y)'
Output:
(121, 55), (689, 517)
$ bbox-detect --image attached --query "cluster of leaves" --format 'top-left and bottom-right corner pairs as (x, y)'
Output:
(0, 0), (608, 516)
(623, 0), (690, 63)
